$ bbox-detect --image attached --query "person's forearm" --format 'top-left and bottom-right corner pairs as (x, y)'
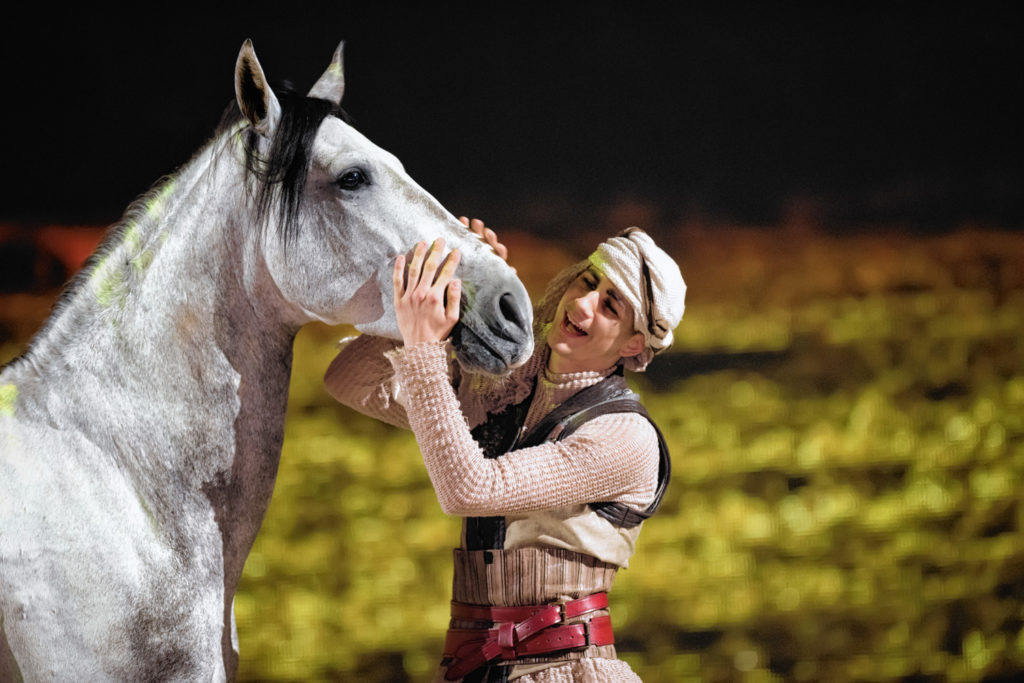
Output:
(387, 343), (659, 516)
(324, 334), (410, 428)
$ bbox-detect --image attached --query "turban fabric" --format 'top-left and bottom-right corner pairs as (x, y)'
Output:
(588, 228), (686, 371)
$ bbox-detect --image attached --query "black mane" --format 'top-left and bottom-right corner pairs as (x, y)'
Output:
(1, 87), (349, 374)
(219, 82), (349, 244)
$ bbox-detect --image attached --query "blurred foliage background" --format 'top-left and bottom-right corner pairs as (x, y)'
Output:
(2, 221), (1023, 682)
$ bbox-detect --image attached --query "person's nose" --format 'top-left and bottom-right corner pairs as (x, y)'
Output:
(573, 290), (600, 318)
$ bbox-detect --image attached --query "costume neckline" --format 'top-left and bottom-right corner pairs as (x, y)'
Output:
(541, 362), (618, 387)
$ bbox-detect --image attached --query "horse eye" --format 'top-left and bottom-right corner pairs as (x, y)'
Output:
(337, 168), (369, 191)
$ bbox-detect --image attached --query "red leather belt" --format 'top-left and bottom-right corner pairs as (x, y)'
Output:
(442, 592), (614, 681)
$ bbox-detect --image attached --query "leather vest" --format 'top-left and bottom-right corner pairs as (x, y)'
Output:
(465, 368), (671, 551)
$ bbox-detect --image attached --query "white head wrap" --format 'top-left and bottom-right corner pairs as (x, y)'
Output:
(588, 227), (686, 371)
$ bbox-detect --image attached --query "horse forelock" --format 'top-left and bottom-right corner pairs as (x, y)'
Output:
(232, 84), (350, 247)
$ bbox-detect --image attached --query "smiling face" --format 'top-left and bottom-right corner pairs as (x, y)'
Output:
(546, 265), (646, 374)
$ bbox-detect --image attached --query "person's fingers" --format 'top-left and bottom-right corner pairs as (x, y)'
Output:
(393, 254), (406, 304)
(458, 216), (470, 227)
(418, 238), (446, 297)
(434, 248), (461, 290)
(445, 279), (461, 324)
(406, 241), (427, 292)
(470, 218), (485, 236)
(480, 227), (502, 255)
(478, 226), (509, 262)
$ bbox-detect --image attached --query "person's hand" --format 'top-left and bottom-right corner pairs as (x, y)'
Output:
(393, 238), (462, 345)
(459, 216), (513, 269)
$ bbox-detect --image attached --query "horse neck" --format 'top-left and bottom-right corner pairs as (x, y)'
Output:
(33, 136), (294, 367)
(13, 134), (297, 516)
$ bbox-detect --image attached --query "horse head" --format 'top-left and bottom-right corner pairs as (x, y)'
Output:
(234, 40), (533, 374)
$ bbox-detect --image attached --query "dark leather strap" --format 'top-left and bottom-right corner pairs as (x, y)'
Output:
(514, 369), (632, 450)
(517, 372), (671, 528)
(558, 396), (672, 528)
(465, 368), (672, 550)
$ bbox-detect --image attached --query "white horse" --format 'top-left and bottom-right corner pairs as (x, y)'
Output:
(0, 40), (533, 681)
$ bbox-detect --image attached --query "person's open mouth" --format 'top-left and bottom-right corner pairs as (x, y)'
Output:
(562, 313), (588, 337)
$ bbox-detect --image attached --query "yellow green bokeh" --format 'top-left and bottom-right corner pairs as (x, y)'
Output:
(4, 226), (1022, 682)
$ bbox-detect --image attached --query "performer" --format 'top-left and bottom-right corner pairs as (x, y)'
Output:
(326, 219), (686, 682)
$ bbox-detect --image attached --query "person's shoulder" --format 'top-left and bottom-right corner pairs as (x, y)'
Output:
(575, 410), (657, 444)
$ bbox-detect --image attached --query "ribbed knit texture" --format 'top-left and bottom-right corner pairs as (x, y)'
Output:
(521, 365), (613, 435)
(385, 342), (659, 516)
(324, 334), (413, 428)
(450, 547), (618, 606)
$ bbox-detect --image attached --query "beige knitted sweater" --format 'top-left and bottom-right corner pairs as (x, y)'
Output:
(325, 335), (659, 682)
(326, 336), (659, 522)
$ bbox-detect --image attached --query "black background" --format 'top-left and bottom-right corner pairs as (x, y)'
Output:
(3, 2), (1022, 234)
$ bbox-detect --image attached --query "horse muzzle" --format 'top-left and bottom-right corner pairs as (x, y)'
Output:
(452, 278), (534, 376)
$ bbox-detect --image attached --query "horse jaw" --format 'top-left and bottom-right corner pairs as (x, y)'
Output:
(304, 276), (384, 327)
(349, 268), (399, 337)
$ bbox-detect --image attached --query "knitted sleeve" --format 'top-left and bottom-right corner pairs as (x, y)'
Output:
(387, 342), (660, 516)
(323, 334), (412, 429)
(324, 333), (531, 432)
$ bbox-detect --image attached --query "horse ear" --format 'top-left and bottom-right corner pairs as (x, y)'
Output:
(308, 41), (345, 105)
(235, 39), (281, 138)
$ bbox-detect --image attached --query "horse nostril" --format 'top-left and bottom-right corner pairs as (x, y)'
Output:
(498, 292), (527, 332)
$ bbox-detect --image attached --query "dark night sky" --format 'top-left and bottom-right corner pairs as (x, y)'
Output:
(3, 3), (1022, 233)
